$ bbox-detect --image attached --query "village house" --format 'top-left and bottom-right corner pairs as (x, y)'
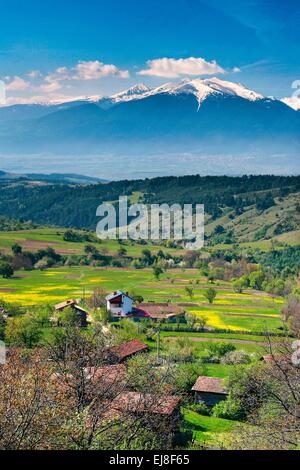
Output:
(136, 302), (186, 322)
(54, 299), (89, 327)
(109, 392), (182, 433)
(192, 376), (228, 406)
(108, 339), (149, 363)
(261, 354), (292, 365)
(106, 291), (133, 317)
(105, 290), (186, 322)
(84, 364), (127, 386)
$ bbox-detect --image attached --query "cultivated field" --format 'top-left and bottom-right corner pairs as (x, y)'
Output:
(0, 265), (283, 333)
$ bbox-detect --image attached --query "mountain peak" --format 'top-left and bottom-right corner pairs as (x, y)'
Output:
(111, 83), (152, 102)
(128, 77), (265, 110)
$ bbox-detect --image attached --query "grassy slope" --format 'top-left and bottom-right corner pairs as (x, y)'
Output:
(206, 192), (300, 244)
(0, 228), (184, 257)
(182, 409), (237, 443)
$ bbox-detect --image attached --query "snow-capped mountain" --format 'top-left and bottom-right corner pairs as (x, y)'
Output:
(0, 77), (299, 175)
(110, 83), (152, 103)
(99, 78), (265, 109)
(118, 78), (265, 107)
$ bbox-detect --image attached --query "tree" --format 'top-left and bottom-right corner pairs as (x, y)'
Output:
(221, 350), (252, 365)
(153, 266), (163, 280)
(186, 313), (196, 328)
(196, 315), (207, 331)
(86, 288), (107, 309)
(58, 307), (80, 327)
(249, 271), (265, 290)
(205, 342), (236, 360)
(128, 290), (144, 304)
(164, 337), (196, 363)
(233, 278), (245, 293)
(203, 287), (217, 304)
(0, 350), (67, 450)
(214, 225), (225, 234)
(185, 286), (194, 300)
(282, 295), (300, 336)
(11, 243), (22, 255)
(5, 315), (42, 348)
(45, 327), (181, 450)
(0, 262), (14, 279)
(34, 257), (51, 270)
(141, 249), (155, 266)
(117, 247), (127, 257)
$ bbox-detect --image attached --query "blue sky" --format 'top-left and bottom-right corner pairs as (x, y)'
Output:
(1, 0), (299, 105)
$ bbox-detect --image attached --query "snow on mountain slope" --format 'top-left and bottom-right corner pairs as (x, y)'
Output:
(202, 77), (264, 101)
(110, 83), (152, 103)
(109, 77), (266, 110)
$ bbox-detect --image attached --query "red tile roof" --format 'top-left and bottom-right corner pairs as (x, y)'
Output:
(84, 364), (127, 385)
(262, 354), (291, 364)
(137, 303), (184, 319)
(192, 376), (227, 394)
(55, 299), (77, 310)
(111, 392), (181, 416)
(109, 339), (149, 361)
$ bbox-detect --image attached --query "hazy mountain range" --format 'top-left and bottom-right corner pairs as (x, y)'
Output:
(0, 78), (299, 177)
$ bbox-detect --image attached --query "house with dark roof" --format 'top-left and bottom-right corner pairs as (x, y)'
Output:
(106, 291), (133, 317)
(192, 376), (228, 406)
(54, 299), (89, 327)
(108, 339), (149, 363)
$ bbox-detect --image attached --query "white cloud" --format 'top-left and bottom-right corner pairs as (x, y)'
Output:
(35, 60), (129, 96)
(281, 96), (300, 111)
(40, 76), (62, 93)
(3, 92), (87, 106)
(43, 60), (129, 85)
(138, 57), (225, 78)
(2, 60), (129, 104)
(5, 76), (31, 91)
(27, 70), (42, 79)
(74, 61), (129, 80)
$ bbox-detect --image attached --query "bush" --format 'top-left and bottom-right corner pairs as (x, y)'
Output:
(5, 315), (42, 348)
(173, 363), (207, 393)
(0, 261), (14, 278)
(212, 395), (243, 420)
(164, 337), (196, 363)
(205, 342), (236, 361)
(189, 402), (211, 416)
(221, 350), (252, 365)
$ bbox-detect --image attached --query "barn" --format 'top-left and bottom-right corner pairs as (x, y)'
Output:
(192, 376), (228, 406)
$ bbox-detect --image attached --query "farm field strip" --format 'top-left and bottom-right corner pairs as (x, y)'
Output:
(0, 266), (283, 333)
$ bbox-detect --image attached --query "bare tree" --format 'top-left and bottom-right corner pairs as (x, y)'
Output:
(0, 327), (183, 450)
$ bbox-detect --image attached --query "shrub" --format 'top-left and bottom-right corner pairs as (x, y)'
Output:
(203, 288), (217, 304)
(212, 395), (243, 420)
(189, 402), (211, 416)
(221, 350), (252, 365)
(0, 261), (14, 279)
(5, 315), (42, 348)
(205, 342), (236, 360)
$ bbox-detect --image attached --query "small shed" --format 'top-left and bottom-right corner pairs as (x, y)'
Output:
(192, 376), (228, 406)
(108, 339), (149, 363)
(109, 392), (182, 433)
(54, 299), (89, 327)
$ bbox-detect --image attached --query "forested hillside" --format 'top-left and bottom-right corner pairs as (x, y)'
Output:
(0, 174), (299, 244)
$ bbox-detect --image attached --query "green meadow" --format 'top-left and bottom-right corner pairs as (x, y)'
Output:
(0, 264), (283, 333)
(0, 227), (184, 257)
